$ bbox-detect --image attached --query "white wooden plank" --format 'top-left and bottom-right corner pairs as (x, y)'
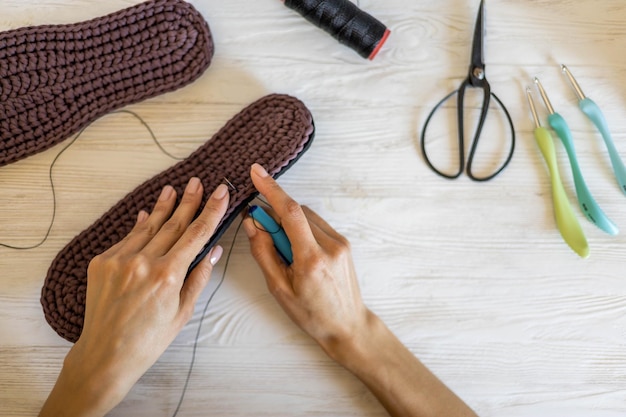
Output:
(2, 0), (626, 416)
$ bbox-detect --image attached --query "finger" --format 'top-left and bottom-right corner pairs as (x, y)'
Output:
(304, 214), (338, 249)
(118, 185), (178, 254)
(178, 245), (223, 324)
(103, 210), (150, 256)
(250, 163), (317, 253)
(137, 209), (149, 224)
(243, 217), (294, 294)
(168, 183), (230, 265)
(251, 204), (338, 252)
(301, 206), (348, 245)
(144, 177), (204, 256)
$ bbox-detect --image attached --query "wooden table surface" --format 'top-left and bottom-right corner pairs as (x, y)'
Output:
(1, 0), (625, 416)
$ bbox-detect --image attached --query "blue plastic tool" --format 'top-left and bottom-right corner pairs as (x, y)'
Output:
(249, 205), (293, 264)
(561, 65), (626, 196)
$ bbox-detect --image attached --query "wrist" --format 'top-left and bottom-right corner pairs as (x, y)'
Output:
(321, 311), (479, 417)
(320, 309), (388, 372)
(39, 344), (128, 417)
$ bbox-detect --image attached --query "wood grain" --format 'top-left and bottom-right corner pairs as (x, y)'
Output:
(1, 0), (626, 416)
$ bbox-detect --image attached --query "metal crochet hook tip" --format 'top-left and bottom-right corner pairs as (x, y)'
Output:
(526, 87), (541, 129)
(222, 177), (237, 191)
(561, 65), (586, 101)
(534, 77), (555, 115)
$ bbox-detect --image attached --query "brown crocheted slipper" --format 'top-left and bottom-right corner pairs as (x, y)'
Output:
(41, 94), (315, 342)
(0, 0), (213, 167)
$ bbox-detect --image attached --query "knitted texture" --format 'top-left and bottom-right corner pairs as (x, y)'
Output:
(0, 0), (213, 167)
(41, 94), (315, 342)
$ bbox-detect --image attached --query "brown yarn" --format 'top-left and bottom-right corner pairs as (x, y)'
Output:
(41, 94), (315, 342)
(0, 0), (213, 167)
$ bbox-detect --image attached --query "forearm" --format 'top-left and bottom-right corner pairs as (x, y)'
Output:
(323, 310), (478, 417)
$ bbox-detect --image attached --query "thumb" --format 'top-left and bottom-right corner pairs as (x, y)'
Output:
(243, 217), (292, 295)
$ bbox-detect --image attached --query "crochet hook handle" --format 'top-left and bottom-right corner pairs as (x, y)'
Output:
(578, 98), (626, 195)
(249, 205), (293, 264)
(548, 113), (619, 236)
(534, 126), (589, 258)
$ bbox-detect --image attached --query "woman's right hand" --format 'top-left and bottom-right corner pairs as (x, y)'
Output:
(242, 163), (479, 417)
(242, 163), (370, 356)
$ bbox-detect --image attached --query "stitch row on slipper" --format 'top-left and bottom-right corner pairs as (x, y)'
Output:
(0, 0), (214, 167)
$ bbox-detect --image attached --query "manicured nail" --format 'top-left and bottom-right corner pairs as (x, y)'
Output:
(158, 185), (174, 201)
(243, 218), (257, 238)
(209, 245), (223, 266)
(251, 163), (269, 178)
(211, 183), (228, 200)
(185, 177), (202, 194)
(136, 210), (148, 224)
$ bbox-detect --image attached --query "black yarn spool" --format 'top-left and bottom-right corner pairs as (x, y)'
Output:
(283, 0), (390, 59)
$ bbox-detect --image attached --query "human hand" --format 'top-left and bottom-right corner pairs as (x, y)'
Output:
(40, 178), (229, 417)
(243, 164), (369, 357)
(243, 165), (478, 417)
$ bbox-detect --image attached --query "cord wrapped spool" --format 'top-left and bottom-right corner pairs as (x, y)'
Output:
(283, 0), (390, 60)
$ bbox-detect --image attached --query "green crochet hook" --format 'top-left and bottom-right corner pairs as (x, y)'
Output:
(534, 77), (618, 236)
(526, 88), (589, 258)
(561, 64), (626, 196)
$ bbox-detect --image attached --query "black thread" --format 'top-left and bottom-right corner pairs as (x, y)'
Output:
(171, 219), (243, 417)
(284, 0), (389, 59)
(0, 111), (184, 250)
(222, 178), (281, 236)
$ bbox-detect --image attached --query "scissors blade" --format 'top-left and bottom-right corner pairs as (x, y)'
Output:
(469, 0), (486, 85)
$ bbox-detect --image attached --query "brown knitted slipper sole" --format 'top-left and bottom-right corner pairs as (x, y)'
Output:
(0, 0), (213, 167)
(41, 93), (315, 343)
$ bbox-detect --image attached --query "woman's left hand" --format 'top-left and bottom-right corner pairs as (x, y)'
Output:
(40, 178), (229, 417)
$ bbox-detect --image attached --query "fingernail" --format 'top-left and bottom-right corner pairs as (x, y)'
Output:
(251, 163), (269, 178)
(243, 218), (257, 238)
(159, 185), (174, 201)
(209, 245), (223, 266)
(136, 210), (148, 223)
(211, 184), (228, 200)
(185, 177), (202, 194)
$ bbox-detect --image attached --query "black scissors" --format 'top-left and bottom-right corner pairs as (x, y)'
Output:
(420, 0), (515, 182)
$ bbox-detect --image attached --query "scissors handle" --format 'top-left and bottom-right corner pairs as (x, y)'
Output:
(420, 82), (515, 181)
(420, 90), (463, 179)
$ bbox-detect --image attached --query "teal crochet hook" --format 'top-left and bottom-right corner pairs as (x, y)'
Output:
(249, 205), (293, 264)
(534, 77), (618, 236)
(561, 64), (626, 196)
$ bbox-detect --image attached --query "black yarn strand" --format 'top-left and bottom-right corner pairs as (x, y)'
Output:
(0, 110), (184, 250)
(171, 219), (243, 417)
(0, 126), (78, 250)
